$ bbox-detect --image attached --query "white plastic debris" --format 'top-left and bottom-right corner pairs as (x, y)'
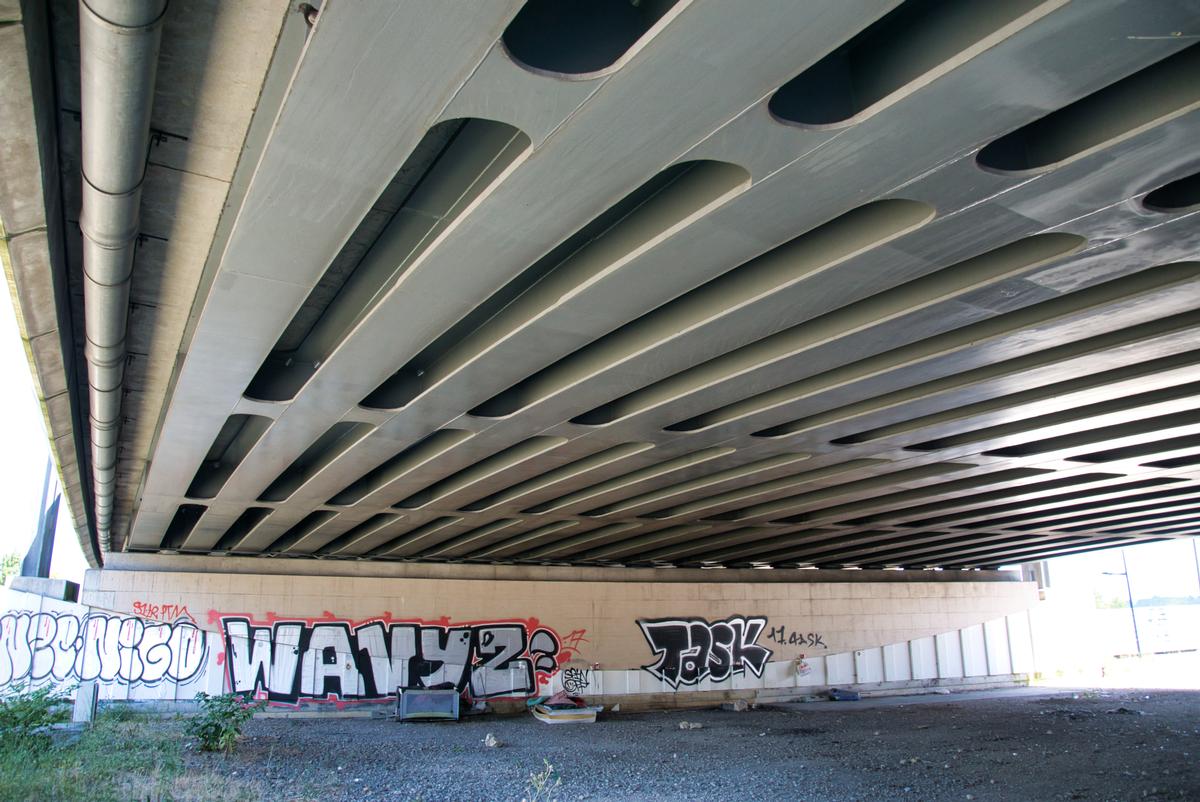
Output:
(483, 733), (503, 747)
(678, 721), (703, 730)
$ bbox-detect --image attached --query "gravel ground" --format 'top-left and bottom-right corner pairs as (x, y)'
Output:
(186, 689), (1200, 801)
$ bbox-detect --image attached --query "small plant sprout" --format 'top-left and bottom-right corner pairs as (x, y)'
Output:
(523, 758), (561, 802)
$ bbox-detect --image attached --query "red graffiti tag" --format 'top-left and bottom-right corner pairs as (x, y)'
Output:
(558, 629), (591, 663)
(132, 601), (196, 624)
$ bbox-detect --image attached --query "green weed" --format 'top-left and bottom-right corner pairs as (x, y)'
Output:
(0, 710), (260, 801)
(0, 683), (71, 748)
(185, 692), (267, 754)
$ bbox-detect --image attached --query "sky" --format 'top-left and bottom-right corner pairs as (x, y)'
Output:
(1045, 538), (1200, 603)
(1, 269), (1197, 597)
(0, 278), (89, 583)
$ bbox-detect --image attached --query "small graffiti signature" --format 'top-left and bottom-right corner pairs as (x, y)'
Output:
(132, 601), (195, 623)
(561, 666), (592, 694)
(766, 625), (825, 649)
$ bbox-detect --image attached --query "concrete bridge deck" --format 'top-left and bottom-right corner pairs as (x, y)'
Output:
(1, 1), (1198, 574)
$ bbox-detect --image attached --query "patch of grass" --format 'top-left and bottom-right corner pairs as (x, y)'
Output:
(0, 683), (72, 747)
(0, 711), (261, 802)
(100, 702), (143, 722)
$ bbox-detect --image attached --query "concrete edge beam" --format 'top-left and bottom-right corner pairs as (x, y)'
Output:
(101, 551), (1021, 583)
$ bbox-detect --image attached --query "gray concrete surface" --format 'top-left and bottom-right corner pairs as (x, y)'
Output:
(3, 1), (1199, 571)
(183, 686), (1200, 801)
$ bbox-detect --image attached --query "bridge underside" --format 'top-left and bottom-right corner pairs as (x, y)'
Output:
(3, 0), (1199, 571)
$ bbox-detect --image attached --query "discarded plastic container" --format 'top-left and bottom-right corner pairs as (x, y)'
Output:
(396, 688), (460, 721)
(531, 703), (603, 724)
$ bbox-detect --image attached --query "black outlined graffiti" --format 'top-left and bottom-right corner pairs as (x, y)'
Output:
(561, 666), (591, 694)
(0, 611), (207, 688)
(219, 614), (570, 705)
(766, 625), (826, 649)
(638, 616), (771, 688)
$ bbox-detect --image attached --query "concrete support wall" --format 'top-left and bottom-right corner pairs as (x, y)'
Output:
(1, 561), (1036, 710)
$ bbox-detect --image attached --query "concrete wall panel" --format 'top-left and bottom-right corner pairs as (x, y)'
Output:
(910, 637), (939, 680)
(985, 618), (1014, 676)
(1, 567), (1036, 710)
(961, 624), (989, 677)
(883, 642), (913, 682)
(936, 632), (965, 679)
(1006, 612), (1035, 675)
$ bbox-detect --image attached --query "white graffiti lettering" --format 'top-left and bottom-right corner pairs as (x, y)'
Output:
(0, 611), (207, 688)
(221, 616), (567, 704)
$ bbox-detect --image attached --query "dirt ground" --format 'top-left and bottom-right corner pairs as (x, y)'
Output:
(185, 688), (1200, 801)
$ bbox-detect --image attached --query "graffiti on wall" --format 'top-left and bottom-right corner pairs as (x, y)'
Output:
(0, 599), (811, 702)
(216, 612), (580, 705)
(132, 600), (196, 624)
(0, 611), (208, 687)
(561, 666), (592, 694)
(638, 615), (772, 688)
(766, 625), (825, 649)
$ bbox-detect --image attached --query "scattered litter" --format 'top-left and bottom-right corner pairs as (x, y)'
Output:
(532, 703), (603, 724)
(829, 688), (860, 702)
(722, 699), (749, 712)
(530, 690), (603, 724)
(1105, 707), (1144, 716)
(463, 700), (490, 716)
(396, 688), (460, 721)
(611, 704), (621, 713)
(679, 721), (704, 730)
(1040, 708), (1096, 721)
(915, 724), (930, 730)
(934, 688), (952, 695)
(544, 691), (584, 707)
(482, 733), (502, 748)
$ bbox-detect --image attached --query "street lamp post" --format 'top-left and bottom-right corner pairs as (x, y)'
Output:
(1193, 538), (1199, 597)
(1103, 550), (1142, 657)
